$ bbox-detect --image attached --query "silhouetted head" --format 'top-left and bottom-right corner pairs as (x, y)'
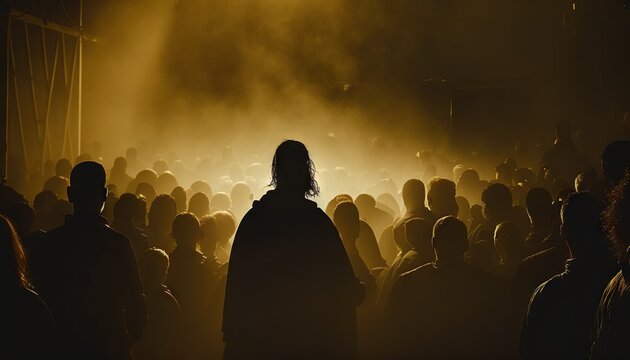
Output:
(0, 215), (28, 287)
(211, 192), (232, 211)
(112, 157), (127, 172)
(6, 202), (35, 238)
(271, 140), (319, 197)
(432, 216), (468, 264)
(405, 217), (433, 254)
(126, 147), (138, 162)
(377, 193), (400, 217)
(428, 178), (458, 218)
(355, 194), (376, 218)
(455, 196), (470, 223)
(148, 194), (177, 234)
(67, 161), (107, 216)
(325, 194), (353, 218)
(188, 192), (210, 218)
(555, 120), (571, 143)
(481, 183), (512, 222)
(230, 182), (253, 208)
(114, 193), (138, 225)
(212, 211), (236, 248)
(156, 172), (178, 195)
(562, 192), (607, 260)
(199, 215), (218, 257)
(55, 158), (73, 178)
(496, 163), (514, 186)
(526, 187), (553, 222)
(134, 195), (147, 228)
(136, 182), (156, 206)
(333, 201), (361, 245)
(190, 180), (213, 198)
(44, 175), (70, 200)
(601, 140), (630, 185)
(494, 222), (523, 265)
(141, 248), (169, 290)
(172, 212), (201, 250)
(170, 186), (187, 212)
(402, 179), (426, 211)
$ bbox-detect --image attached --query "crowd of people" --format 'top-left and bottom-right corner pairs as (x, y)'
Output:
(1, 120), (629, 359)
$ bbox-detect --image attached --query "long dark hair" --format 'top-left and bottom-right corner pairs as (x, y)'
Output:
(0, 215), (29, 288)
(605, 170), (630, 260)
(270, 140), (319, 197)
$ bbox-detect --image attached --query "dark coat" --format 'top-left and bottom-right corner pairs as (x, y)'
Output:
(222, 190), (362, 359)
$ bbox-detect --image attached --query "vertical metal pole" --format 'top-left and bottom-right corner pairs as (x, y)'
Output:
(24, 22), (41, 133)
(40, 34), (60, 165)
(77, 0), (83, 156)
(41, 26), (49, 82)
(8, 24), (28, 165)
(61, 39), (78, 160)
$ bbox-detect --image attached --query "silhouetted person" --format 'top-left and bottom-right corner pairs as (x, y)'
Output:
(171, 186), (188, 213)
(199, 215), (224, 273)
(31, 161), (146, 359)
(376, 217), (433, 314)
(377, 193), (401, 218)
(524, 187), (556, 254)
(355, 193), (393, 240)
(212, 210), (236, 263)
(210, 192), (232, 212)
(167, 213), (217, 358)
(521, 193), (615, 360)
(591, 170), (630, 359)
(223, 140), (362, 358)
(384, 216), (503, 359)
(148, 194), (177, 252)
(427, 177), (458, 219)
(541, 121), (591, 182)
(385, 179), (436, 265)
(136, 182), (156, 206)
(33, 190), (58, 231)
(0, 215), (55, 359)
(494, 222), (524, 281)
(133, 248), (181, 360)
(190, 180), (213, 199)
(112, 193), (149, 261)
(155, 171), (178, 195)
(188, 191), (211, 219)
(44, 175), (69, 200)
(109, 157), (133, 193)
(55, 158), (72, 179)
(6, 202), (45, 260)
(457, 168), (483, 205)
(471, 183), (515, 245)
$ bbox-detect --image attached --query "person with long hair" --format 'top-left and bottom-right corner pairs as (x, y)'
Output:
(223, 140), (363, 359)
(0, 215), (54, 358)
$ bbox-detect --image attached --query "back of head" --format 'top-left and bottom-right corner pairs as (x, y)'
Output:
(200, 215), (218, 249)
(496, 163), (514, 185)
(69, 161), (107, 214)
(155, 172), (178, 195)
(230, 182), (252, 205)
(190, 180), (213, 198)
(432, 216), (468, 262)
(112, 157), (127, 172)
(149, 194), (177, 225)
(405, 217), (433, 251)
(212, 211), (236, 246)
(575, 172), (598, 193)
(526, 187), (553, 220)
(189, 192), (210, 218)
(55, 158), (73, 178)
(494, 221), (523, 263)
(325, 194), (352, 218)
(402, 179), (426, 210)
(428, 178), (458, 217)
(0, 215), (28, 287)
(333, 201), (360, 242)
(355, 193), (376, 215)
(172, 212), (201, 247)
(601, 140), (630, 185)
(482, 183), (513, 219)
(114, 193), (138, 223)
(562, 192), (607, 259)
(271, 140), (319, 197)
(153, 160), (169, 175)
(142, 248), (169, 288)
(210, 192), (232, 211)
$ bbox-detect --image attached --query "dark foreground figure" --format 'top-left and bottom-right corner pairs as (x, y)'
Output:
(223, 140), (364, 359)
(31, 162), (147, 359)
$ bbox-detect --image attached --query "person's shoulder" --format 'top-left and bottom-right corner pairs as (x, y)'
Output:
(399, 262), (436, 282)
(530, 274), (563, 302)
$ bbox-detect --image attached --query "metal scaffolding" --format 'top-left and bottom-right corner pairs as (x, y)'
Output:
(2, 0), (95, 183)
